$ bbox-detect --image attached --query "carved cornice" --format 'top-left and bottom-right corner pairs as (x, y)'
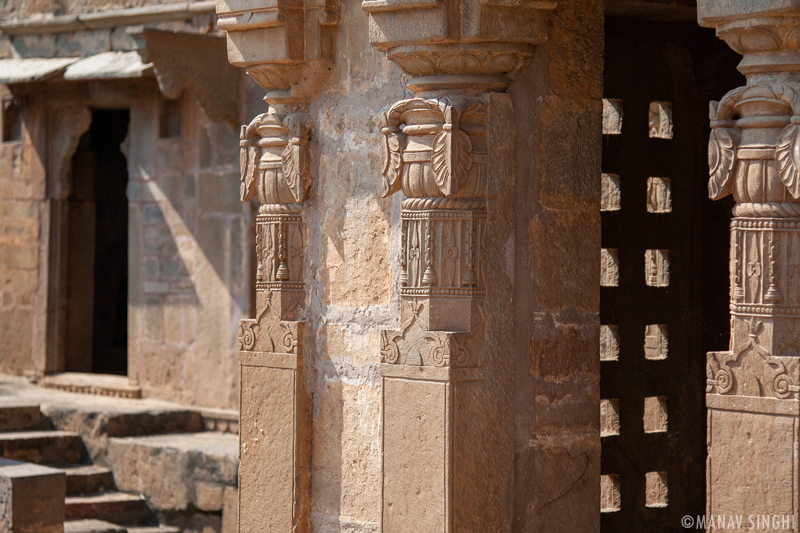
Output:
(699, 4), (800, 79)
(131, 29), (240, 127)
(362, 0), (555, 93)
(217, 0), (340, 103)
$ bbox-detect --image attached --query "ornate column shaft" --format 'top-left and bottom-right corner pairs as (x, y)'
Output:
(216, 0), (338, 531)
(700, 2), (800, 523)
(363, 1), (554, 530)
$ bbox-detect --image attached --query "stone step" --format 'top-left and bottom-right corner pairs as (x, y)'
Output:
(0, 430), (86, 464)
(40, 373), (141, 399)
(59, 464), (116, 495)
(65, 492), (150, 525)
(106, 432), (238, 513)
(126, 526), (181, 533)
(63, 520), (181, 533)
(64, 519), (127, 533)
(0, 401), (42, 432)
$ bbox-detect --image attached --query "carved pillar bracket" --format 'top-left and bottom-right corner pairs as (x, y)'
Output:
(216, 0), (337, 530)
(234, 107), (313, 533)
(700, 1), (800, 523)
(131, 28), (240, 127)
(363, 1), (554, 530)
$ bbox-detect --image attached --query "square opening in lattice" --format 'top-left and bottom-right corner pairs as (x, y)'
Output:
(601, 248), (620, 287)
(601, 399), (620, 437)
(601, 474), (621, 512)
(643, 324), (668, 360)
(645, 249), (669, 287)
(643, 396), (668, 433)
(601, 325), (620, 361)
(646, 177), (671, 213)
(645, 471), (668, 508)
(603, 99), (623, 135)
(648, 102), (673, 139)
(601, 173), (621, 212)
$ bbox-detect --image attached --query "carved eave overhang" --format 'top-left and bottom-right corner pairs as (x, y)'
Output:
(216, 0), (340, 103)
(131, 28), (240, 127)
(362, 0), (556, 93)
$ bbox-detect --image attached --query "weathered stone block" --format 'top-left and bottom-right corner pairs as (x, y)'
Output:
(239, 365), (305, 533)
(106, 432), (238, 512)
(643, 396), (667, 433)
(0, 458), (66, 532)
(382, 378), (446, 533)
(0, 402), (40, 432)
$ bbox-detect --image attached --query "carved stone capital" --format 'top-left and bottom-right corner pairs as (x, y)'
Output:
(131, 29), (240, 127)
(381, 96), (487, 198)
(363, 0), (555, 93)
(240, 110), (313, 206)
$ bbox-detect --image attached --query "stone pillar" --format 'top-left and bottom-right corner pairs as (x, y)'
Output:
(361, 2), (555, 530)
(215, 0), (339, 530)
(699, 2), (800, 524)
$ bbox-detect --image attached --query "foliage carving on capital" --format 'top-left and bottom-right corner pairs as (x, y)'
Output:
(708, 83), (800, 202)
(381, 96), (486, 199)
(240, 112), (314, 205)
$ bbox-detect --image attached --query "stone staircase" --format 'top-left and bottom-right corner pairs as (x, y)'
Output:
(0, 402), (179, 533)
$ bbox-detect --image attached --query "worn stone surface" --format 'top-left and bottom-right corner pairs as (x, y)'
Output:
(0, 402), (41, 432)
(64, 519), (126, 533)
(127, 95), (251, 410)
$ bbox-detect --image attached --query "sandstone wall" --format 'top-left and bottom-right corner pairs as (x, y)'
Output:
(0, 73), (253, 410)
(127, 88), (252, 409)
(0, 85), (45, 377)
(510, 0), (603, 530)
(303, 2), (404, 528)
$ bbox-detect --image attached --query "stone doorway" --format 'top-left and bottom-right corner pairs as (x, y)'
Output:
(64, 109), (130, 376)
(599, 17), (741, 530)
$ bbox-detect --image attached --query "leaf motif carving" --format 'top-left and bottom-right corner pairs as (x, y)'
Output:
(431, 128), (472, 196)
(777, 122), (800, 199)
(240, 133), (259, 203)
(708, 127), (736, 200)
(281, 141), (312, 203)
(381, 112), (404, 198)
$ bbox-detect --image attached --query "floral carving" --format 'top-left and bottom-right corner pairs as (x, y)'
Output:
(281, 116), (313, 203)
(380, 114), (404, 197)
(387, 50), (529, 78)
